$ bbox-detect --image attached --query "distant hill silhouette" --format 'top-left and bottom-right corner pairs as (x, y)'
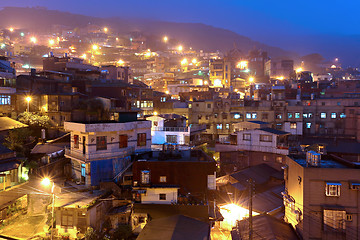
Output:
(0, 7), (297, 59)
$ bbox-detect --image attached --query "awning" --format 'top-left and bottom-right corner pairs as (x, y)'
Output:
(326, 182), (342, 185)
(0, 159), (21, 172)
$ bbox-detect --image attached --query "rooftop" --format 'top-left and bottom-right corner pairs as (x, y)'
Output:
(136, 149), (214, 163)
(290, 155), (351, 169)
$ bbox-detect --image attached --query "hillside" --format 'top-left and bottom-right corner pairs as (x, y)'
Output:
(0, 7), (296, 58)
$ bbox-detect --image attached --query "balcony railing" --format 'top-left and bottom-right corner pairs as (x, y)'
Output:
(153, 126), (189, 132)
(65, 146), (135, 162)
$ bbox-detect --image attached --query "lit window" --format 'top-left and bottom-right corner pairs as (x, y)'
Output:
(243, 133), (251, 141)
(141, 170), (150, 184)
(306, 123), (311, 129)
(303, 113), (308, 118)
(0, 95), (10, 105)
(259, 134), (272, 142)
(160, 176), (166, 183)
(252, 113), (257, 119)
(331, 113), (337, 119)
(276, 156), (283, 163)
(246, 113), (251, 119)
(216, 124), (222, 130)
(276, 114), (282, 119)
(74, 135), (79, 149)
(308, 113), (313, 118)
(340, 113), (346, 118)
(295, 112), (300, 118)
(324, 209), (346, 231)
(225, 124), (230, 129)
(326, 182), (341, 197)
(320, 112), (327, 119)
(290, 123), (297, 129)
(288, 113), (293, 119)
(234, 114), (240, 119)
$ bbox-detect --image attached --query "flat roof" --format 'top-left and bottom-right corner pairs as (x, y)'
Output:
(136, 150), (214, 163)
(291, 155), (350, 169)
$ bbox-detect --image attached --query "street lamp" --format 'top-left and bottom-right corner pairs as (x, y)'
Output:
(25, 96), (31, 112)
(42, 177), (55, 240)
(163, 36), (168, 43)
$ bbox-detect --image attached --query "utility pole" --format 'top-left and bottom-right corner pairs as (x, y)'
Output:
(248, 178), (254, 240)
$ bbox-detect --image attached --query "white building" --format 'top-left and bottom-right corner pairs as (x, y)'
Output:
(64, 116), (151, 186)
(134, 186), (179, 204)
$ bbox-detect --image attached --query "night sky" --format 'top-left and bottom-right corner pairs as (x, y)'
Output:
(1, 0), (359, 64)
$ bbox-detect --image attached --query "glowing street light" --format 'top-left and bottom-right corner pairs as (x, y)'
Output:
(117, 59), (125, 66)
(296, 67), (303, 73)
(81, 54), (87, 60)
(178, 45), (183, 51)
(30, 36), (37, 44)
(249, 77), (255, 83)
(181, 58), (188, 65)
(165, 90), (169, 94)
(153, 111), (158, 116)
(103, 27), (108, 33)
(25, 96), (31, 112)
(92, 44), (98, 51)
(163, 36), (168, 43)
(191, 58), (197, 64)
(48, 39), (55, 46)
(41, 177), (55, 240)
(9, 28), (14, 32)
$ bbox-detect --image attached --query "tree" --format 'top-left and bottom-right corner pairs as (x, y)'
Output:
(18, 112), (51, 128)
(4, 127), (33, 157)
(111, 225), (133, 240)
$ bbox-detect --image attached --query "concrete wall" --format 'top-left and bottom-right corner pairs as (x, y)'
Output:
(141, 188), (178, 204)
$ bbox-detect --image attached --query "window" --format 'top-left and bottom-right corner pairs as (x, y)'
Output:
(340, 113), (346, 118)
(295, 112), (300, 118)
(337, 102), (341, 106)
(166, 135), (177, 143)
(60, 101), (64, 106)
(331, 113), (337, 119)
(276, 156), (283, 163)
(216, 124), (222, 130)
(246, 113), (251, 119)
(326, 182), (341, 197)
(61, 211), (73, 227)
(263, 155), (267, 161)
(252, 113), (257, 119)
(303, 113), (308, 118)
(225, 124), (230, 129)
(322, 102), (325, 106)
(259, 134), (272, 142)
(214, 113), (218, 118)
(276, 114), (282, 119)
(96, 136), (107, 151)
(222, 113), (227, 119)
(308, 113), (313, 118)
(324, 209), (346, 230)
(119, 135), (128, 148)
(288, 113), (293, 119)
(81, 164), (86, 177)
(137, 133), (147, 146)
(262, 113), (268, 120)
(141, 170), (150, 184)
(160, 176), (166, 183)
(160, 97), (166, 102)
(306, 123), (311, 129)
(207, 103), (211, 108)
(234, 113), (241, 119)
(74, 135), (79, 149)
(159, 194), (166, 200)
(320, 112), (327, 119)
(290, 123), (297, 129)
(0, 95), (10, 105)
(243, 133), (251, 141)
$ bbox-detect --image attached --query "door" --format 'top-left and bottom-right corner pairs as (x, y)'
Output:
(82, 136), (86, 155)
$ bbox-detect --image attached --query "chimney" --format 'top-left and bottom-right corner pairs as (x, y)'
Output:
(306, 150), (321, 167)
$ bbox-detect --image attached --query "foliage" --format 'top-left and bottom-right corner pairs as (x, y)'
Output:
(4, 127), (32, 156)
(84, 227), (99, 240)
(111, 225), (133, 240)
(18, 112), (51, 128)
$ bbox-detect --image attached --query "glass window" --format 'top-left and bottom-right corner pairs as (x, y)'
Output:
(216, 124), (222, 130)
(159, 194), (166, 200)
(290, 123), (297, 129)
(74, 135), (79, 149)
(252, 113), (257, 119)
(160, 176), (166, 183)
(0, 95), (10, 105)
(303, 113), (308, 118)
(119, 135), (128, 148)
(137, 133), (147, 146)
(331, 113), (337, 119)
(288, 113), (293, 119)
(306, 123), (311, 129)
(225, 124), (230, 129)
(214, 113), (218, 118)
(337, 102), (341, 106)
(308, 113), (313, 118)
(234, 114), (240, 119)
(324, 210), (346, 230)
(61, 212), (74, 227)
(276, 114), (282, 119)
(295, 112), (300, 118)
(262, 113), (268, 119)
(207, 103), (211, 108)
(340, 113), (346, 118)
(259, 134), (272, 142)
(246, 113), (251, 119)
(141, 170), (150, 184)
(326, 183), (341, 196)
(166, 135), (177, 143)
(243, 133), (251, 141)
(321, 112), (327, 119)
(96, 136), (107, 151)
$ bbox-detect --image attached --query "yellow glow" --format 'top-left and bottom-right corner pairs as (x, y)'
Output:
(41, 177), (51, 187)
(165, 90), (169, 94)
(249, 77), (255, 82)
(49, 39), (55, 45)
(117, 59), (125, 66)
(163, 36), (168, 42)
(103, 27), (108, 32)
(178, 45), (183, 51)
(237, 60), (248, 69)
(25, 96), (32, 103)
(116, 37), (119, 41)
(9, 28), (14, 32)
(277, 76), (284, 80)
(235, 89), (238, 92)
(153, 111), (158, 116)
(181, 58), (188, 65)
(219, 204), (259, 231)
(204, 81), (208, 85)
(191, 58), (197, 64)
(296, 67), (303, 73)
(30, 37), (37, 44)
(81, 54), (87, 60)
(92, 44), (98, 51)
(42, 105), (47, 111)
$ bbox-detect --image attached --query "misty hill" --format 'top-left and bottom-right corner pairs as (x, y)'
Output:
(0, 7), (296, 59)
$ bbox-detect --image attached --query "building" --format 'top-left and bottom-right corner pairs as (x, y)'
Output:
(265, 59), (294, 79)
(209, 59), (231, 88)
(283, 151), (360, 239)
(0, 56), (16, 117)
(64, 113), (151, 186)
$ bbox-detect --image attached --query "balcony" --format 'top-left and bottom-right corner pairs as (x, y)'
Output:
(65, 146), (135, 162)
(153, 126), (189, 132)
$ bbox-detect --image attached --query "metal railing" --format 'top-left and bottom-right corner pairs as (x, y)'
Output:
(65, 146), (135, 162)
(153, 126), (189, 132)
